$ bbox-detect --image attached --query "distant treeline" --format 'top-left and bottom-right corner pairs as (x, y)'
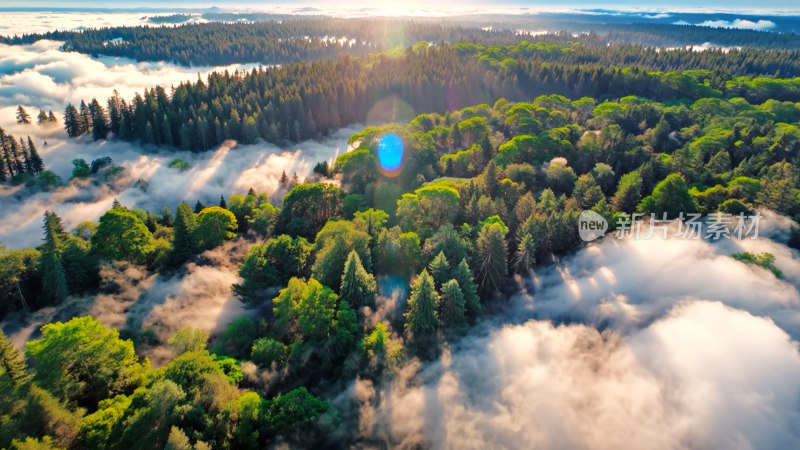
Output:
(65, 42), (800, 151)
(3, 16), (800, 67)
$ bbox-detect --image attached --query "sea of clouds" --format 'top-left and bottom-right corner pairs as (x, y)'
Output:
(0, 40), (357, 249)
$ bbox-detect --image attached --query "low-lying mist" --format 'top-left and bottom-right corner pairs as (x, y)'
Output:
(335, 219), (800, 449)
(1, 39), (360, 248)
(0, 120), (358, 249)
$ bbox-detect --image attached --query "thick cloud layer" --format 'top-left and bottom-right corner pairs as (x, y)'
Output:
(0, 40), (261, 111)
(0, 13), (151, 37)
(343, 225), (800, 448)
(0, 125), (355, 249)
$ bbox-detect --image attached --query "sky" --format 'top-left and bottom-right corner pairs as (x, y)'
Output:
(1, 0), (799, 14)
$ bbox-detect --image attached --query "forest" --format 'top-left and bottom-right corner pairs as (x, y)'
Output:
(4, 16), (800, 67)
(50, 40), (800, 158)
(3, 30), (800, 443)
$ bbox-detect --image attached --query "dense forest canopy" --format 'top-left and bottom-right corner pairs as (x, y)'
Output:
(4, 11), (800, 449)
(5, 50), (800, 445)
(57, 41), (800, 153)
(4, 15), (800, 67)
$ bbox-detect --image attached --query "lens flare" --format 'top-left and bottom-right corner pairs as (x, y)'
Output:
(377, 134), (403, 175)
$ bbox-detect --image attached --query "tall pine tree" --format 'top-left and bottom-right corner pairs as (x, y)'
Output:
(453, 258), (481, 321)
(89, 98), (109, 140)
(64, 104), (81, 137)
(79, 100), (92, 134)
(404, 269), (439, 339)
(439, 279), (467, 332)
(339, 250), (376, 310)
(27, 137), (44, 174)
(170, 202), (198, 266)
(428, 251), (450, 290)
(37, 212), (68, 305)
(0, 329), (28, 384)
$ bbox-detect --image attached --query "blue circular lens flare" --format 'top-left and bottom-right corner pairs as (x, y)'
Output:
(377, 134), (403, 172)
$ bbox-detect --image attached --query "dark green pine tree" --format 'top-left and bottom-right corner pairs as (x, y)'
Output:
(19, 138), (32, 175)
(27, 137), (44, 174)
(37, 212), (69, 305)
(89, 98), (109, 140)
(170, 202), (198, 266)
(0, 149), (7, 182)
(219, 195), (227, 209)
(8, 137), (25, 176)
(453, 258), (481, 321)
(404, 269), (439, 339)
(439, 279), (467, 332)
(48, 110), (58, 123)
(79, 100), (92, 135)
(194, 200), (205, 213)
(428, 251), (450, 290)
(0, 329), (29, 384)
(340, 250), (376, 309)
(160, 206), (173, 227)
(476, 221), (508, 294)
(1, 128), (14, 179)
(64, 103), (81, 137)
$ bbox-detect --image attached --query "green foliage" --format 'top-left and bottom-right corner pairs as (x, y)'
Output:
(0, 330), (28, 384)
(251, 338), (287, 367)
(194, 206), (237, 251)
(397, 183), (460, 236)
(168, 327), (209, 355)
(79, 394), (131, 449)
(404, 269), (439, 340)
(264, 387), (332, 436)
(277, 183), (342, 239)
(37, 212), (68, 305)
(611, 171), (643, 214)
(165, 426), (192, 450)
(311, 220), (371, 289)
(71, 159), (90, 179)
(220, 317), (257, 359)
(335, 148), (377, 192)
(91, 206), (156, 264)
(439, 279), (467, 332)
(374, 227), (421, 277)
(452, 258), (481, 320)
(572, 173), (605, 210)
(168, 158), (190, 171)
(476, 218), (508, 294)
(168, 202), (197, 266)
(162, 350), (227, 392)
(339, 250), (376, 310)
(545, 161), (578, 196)
(637, 173), (698, 219)
(732, 252), (783, 278)
(272, 278), (339, 344)
(117, 380), (189, 450)
(422, 223), (470, 269)
(428, 251), (451, 289)
(234, 235), (312, 302)
(25, 316), (146, 409)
